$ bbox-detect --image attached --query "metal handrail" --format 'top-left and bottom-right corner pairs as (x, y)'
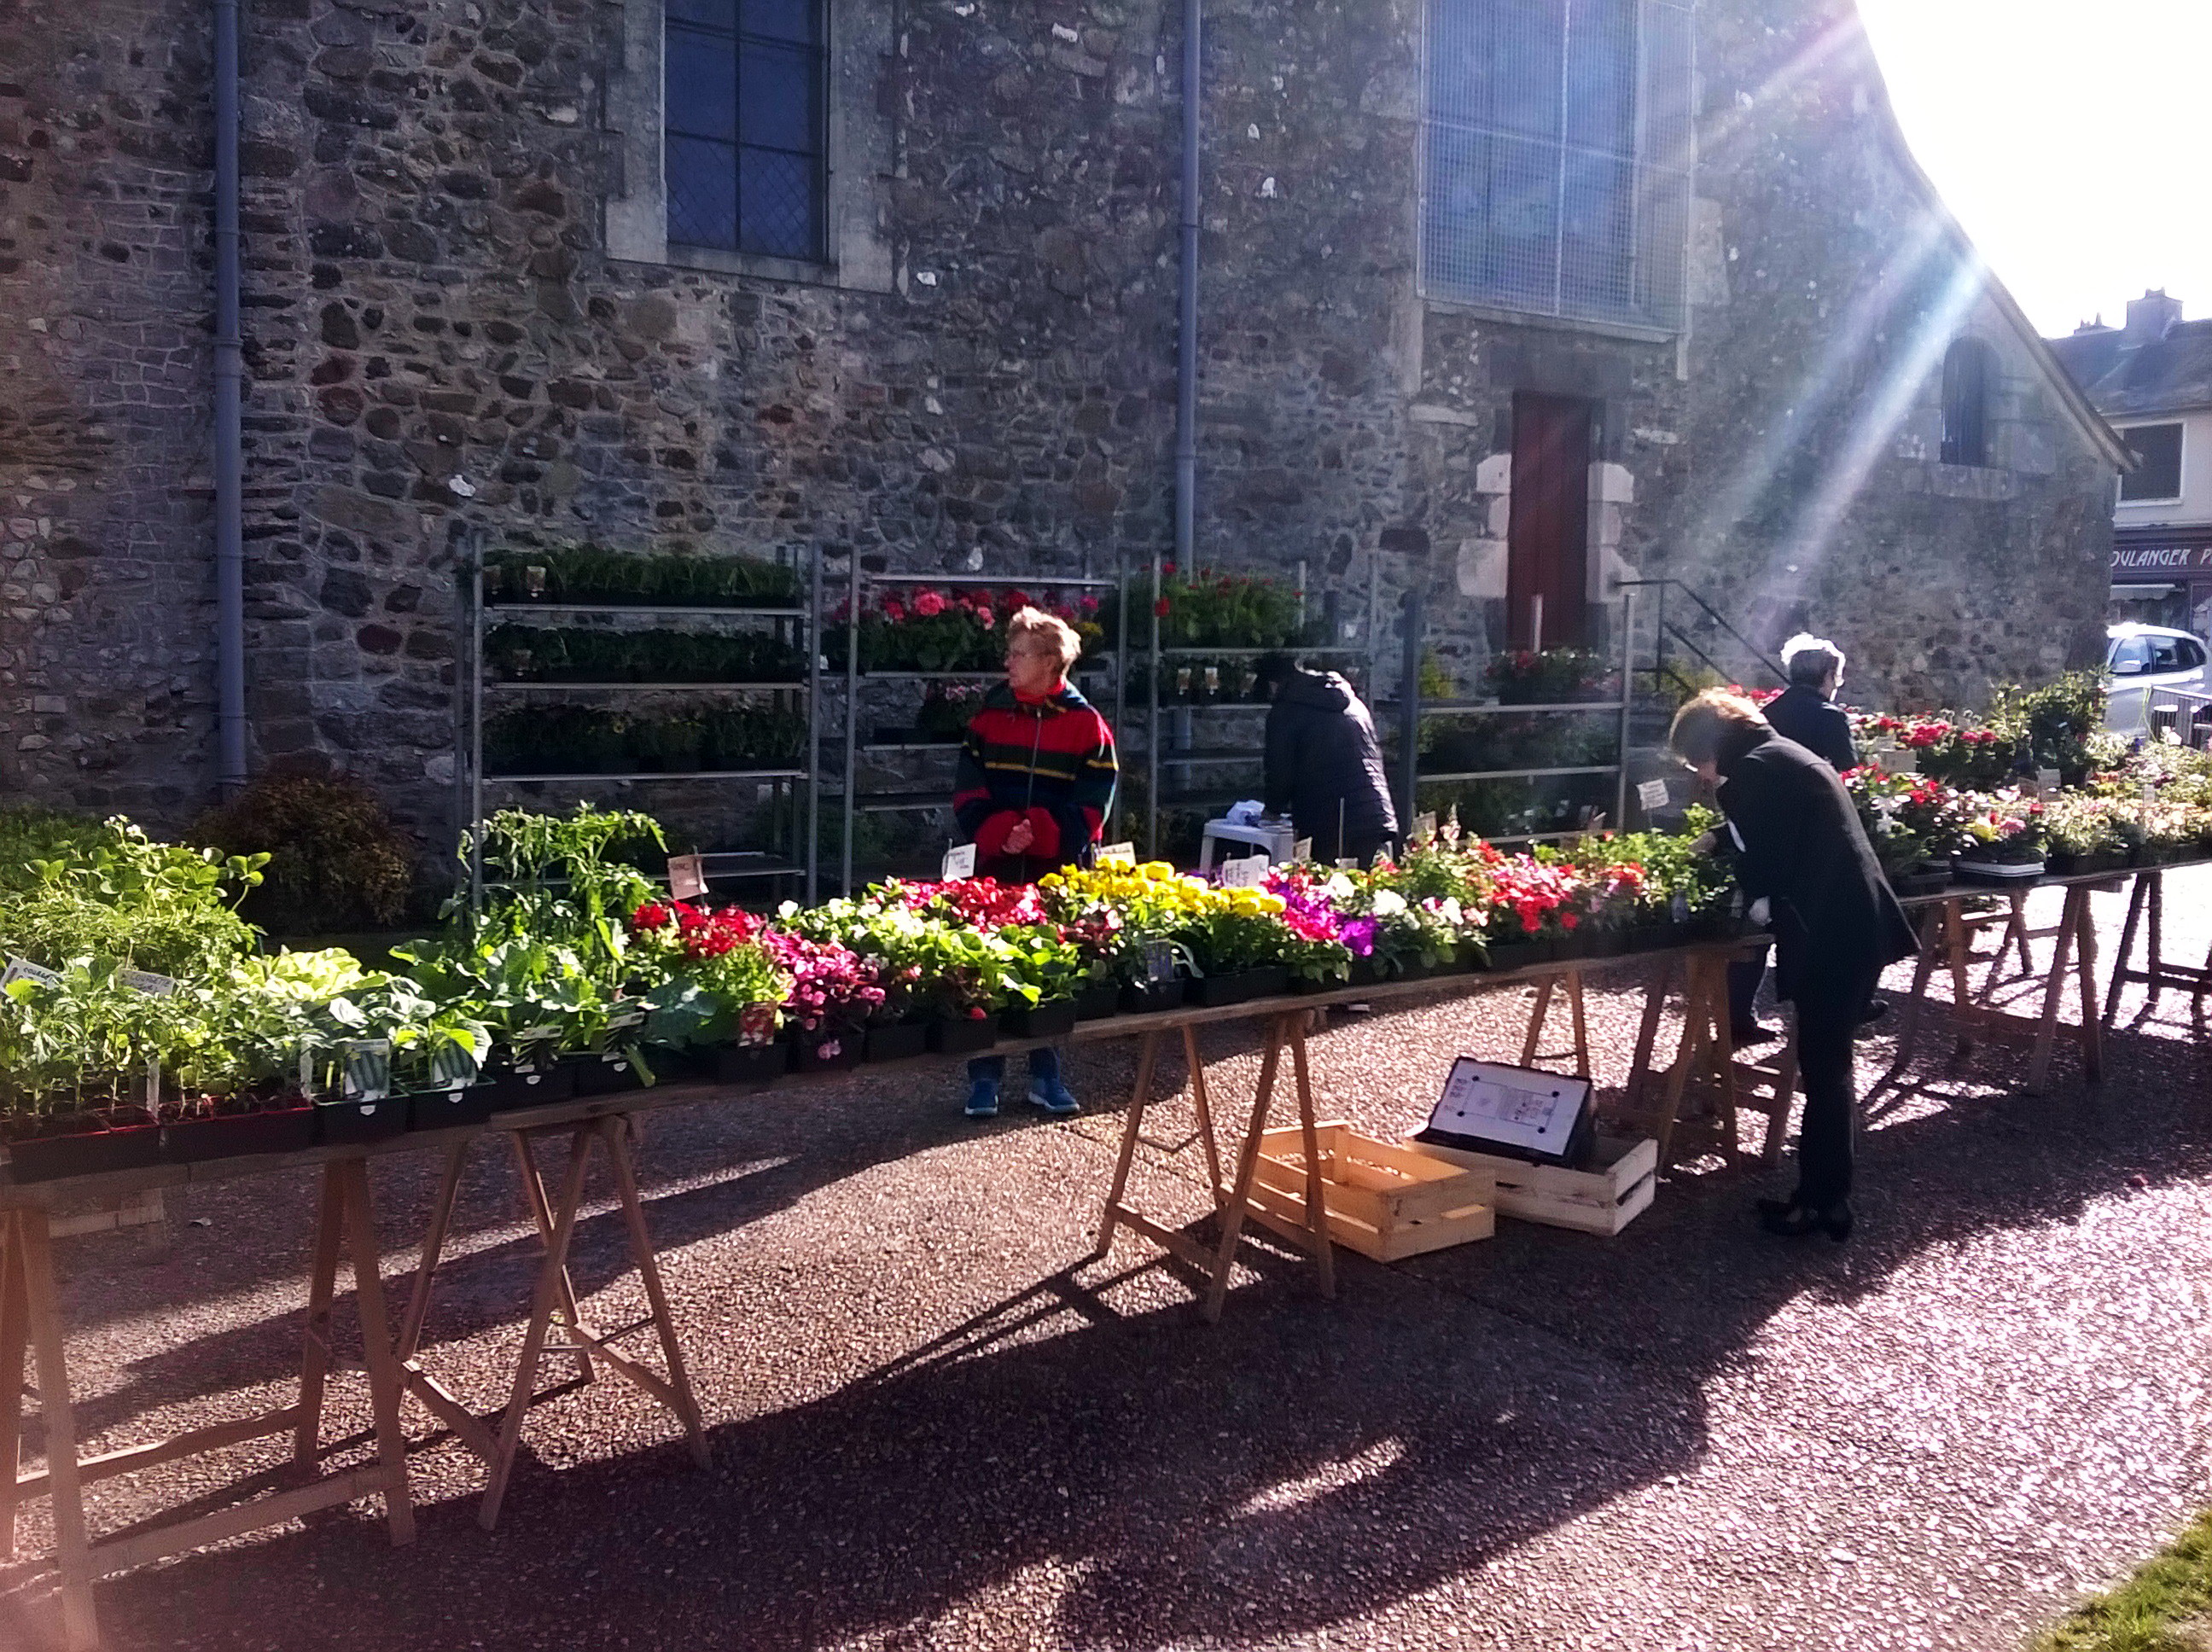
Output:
(1616, 577), (1787, 693)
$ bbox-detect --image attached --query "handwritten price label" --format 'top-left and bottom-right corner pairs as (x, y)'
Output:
(1096, 842), (1137, 867)
(667, 853), (707, 899)
(1220, 853), (1270, 888)
(941, 842), (978, 880)
(1637, 778), (1672, 812)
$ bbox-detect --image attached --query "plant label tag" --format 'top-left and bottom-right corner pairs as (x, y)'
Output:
(144, 1055), (161, 1112)
(1336, 857), (1362, 870)
(300, 1051), (315, 1096)
(2037, 768), (2063, 794)
(341, 1038), (393, 1103)
(608, 1009), (647, 1032)
(1220, 853), (1269, 888)
(941, 842), (977, 881)
(120, 969), (178, 998)
(1670, 893), (1691, 923)
(1638, 778), (1672, 811)
(1096, 841), (1137, 866)
(2, 956), (61, 987)
(2142, 783), (2157, 804)
(667, 853), (707, 900)
(1143, 939), (1178, 983)
(1292, 837), (1313, 864)
(1413, 811), (1438, 843)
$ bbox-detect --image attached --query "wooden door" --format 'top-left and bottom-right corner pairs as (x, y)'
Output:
(1506, 393), (1592, 649)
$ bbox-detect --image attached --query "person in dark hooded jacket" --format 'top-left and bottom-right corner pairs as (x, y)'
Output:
(1256, 654), (1398, 864)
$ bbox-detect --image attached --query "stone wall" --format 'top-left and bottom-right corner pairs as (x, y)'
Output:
(0, 0), (2119, 840)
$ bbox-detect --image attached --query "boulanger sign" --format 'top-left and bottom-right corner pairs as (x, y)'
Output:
(2113, 544), (2212, 573)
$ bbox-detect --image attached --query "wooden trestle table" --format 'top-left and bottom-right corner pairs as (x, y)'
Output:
(3, 860), (2201, 1649)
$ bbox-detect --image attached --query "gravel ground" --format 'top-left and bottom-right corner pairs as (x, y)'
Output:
(3, 870), (2210, 1651)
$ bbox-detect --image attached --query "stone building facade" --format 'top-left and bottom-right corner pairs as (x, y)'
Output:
(0, 0), (2124, 835)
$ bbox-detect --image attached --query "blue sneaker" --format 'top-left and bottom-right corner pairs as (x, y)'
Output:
(1027, 1076), (1081, 1116)
(964, 1077), (1000, 1119)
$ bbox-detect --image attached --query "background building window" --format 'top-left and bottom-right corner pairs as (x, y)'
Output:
(665, 0), (826, 261)
(1940, 338), (1994, 467)
(1421, 0), (1694, 331)
(2118, 422), (2185, 502)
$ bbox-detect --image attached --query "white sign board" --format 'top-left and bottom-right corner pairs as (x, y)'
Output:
(1637, 778), (1672, 812)
(1220, 853), (1270, 888)
(1426, 1057), (1592, 1161)
(1412, 811), (1438, 842)
(3, 957), (61, 988)
(941, 842), (977, 881)
(1096, 841), (1137, 867)
(667, 853), (707, 900)
(1292, 838), (1313, 864)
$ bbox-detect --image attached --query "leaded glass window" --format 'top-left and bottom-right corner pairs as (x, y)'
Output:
(665, 0), (826, 261)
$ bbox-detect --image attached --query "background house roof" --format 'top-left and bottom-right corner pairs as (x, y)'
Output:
(2046, 317), (2212, 421)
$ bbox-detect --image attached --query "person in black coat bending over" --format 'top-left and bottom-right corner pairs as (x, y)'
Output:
(1256, 654), (1399, 864)
(1672, 689), (1918, 1242)
(1728, 631), (1863, 1041)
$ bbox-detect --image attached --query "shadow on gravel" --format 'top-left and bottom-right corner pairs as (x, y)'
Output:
(55, 995), (2212, 1652)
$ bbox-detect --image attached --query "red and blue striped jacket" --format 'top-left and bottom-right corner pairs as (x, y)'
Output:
(952, 682), (1119, 884)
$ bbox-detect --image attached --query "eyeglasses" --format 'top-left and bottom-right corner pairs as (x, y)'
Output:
(1005, 647), (1058, 662)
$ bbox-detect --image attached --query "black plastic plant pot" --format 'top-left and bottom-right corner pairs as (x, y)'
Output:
(864, 1021), (929, 1063)
(483, 1061), (575, 1113)
(1185, 972), (1256, 1009)
(163, 1107), (318, 1166)
(1388, 958), (1434, 983)
(565, 1053), (646, 1097)
(315, 1096), (409, 1147)
(1346, 957), (1381, 988)
(1238, 966), (1291, 1002)
(714, 1040), (793, 1086)
(928, 1014), (1001, 1056)
(407, 1086), (498, 1134)
(794, 1032), (864, 1072)
(1073, 981), (1121, 1021)
(1004, 998), (1079, 1040)
(5, 1122), (166, 1184)
(1119, 979), (1185, 1015)
(641, 1045), (714, 1085)
(1583, 928), (1630, 959)
(1483, 941), (1545, 974)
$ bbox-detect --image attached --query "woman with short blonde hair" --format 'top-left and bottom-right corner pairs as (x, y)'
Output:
(1004, 605), (1082, 672)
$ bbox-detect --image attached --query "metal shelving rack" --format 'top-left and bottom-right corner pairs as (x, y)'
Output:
(1138, 559), (1383, 854)
(830, 563), (1127, 894)
(1382, 585), (1638, 845)
(456, 548), (822, 910)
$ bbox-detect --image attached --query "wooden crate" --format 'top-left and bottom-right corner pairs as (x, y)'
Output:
(1248, 1122), (1495, 1263)
(1400, 1132), (1656, 1236)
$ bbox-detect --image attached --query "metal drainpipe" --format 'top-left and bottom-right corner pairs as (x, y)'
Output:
(212, 0), (247, 791)
(1173, 0), (1200, 573)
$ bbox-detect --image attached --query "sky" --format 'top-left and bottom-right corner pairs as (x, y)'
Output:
(1855, 0), (2212, 339)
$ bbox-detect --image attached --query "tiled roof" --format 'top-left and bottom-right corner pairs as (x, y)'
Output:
(2046, 319), (2212, 419)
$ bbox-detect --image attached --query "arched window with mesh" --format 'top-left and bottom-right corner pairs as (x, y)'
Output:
(1940, 337), (1994, 468)
(664, 0), (827, 261)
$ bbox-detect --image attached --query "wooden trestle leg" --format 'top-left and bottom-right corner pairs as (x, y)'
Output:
(1521, 969), (1592, 1079)
(390, 1115), (706, 1532)
(6, 1161), (415, 1652)
(1096, 1012), (1336, 1323)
